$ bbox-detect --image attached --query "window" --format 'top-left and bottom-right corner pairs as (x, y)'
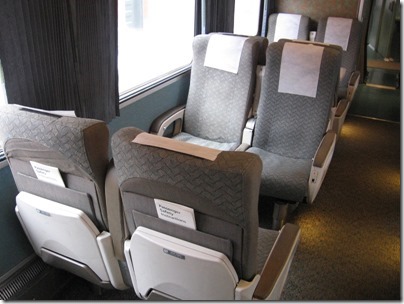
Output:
(233, 0), (261, 36)
(118, 0), (195, 97)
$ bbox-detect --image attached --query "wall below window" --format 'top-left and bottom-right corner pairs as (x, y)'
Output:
(0, 165), (34, 279)
(108, 71), (191, 141)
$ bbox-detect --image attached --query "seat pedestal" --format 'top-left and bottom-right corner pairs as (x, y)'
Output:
(259, 198), (299, 230)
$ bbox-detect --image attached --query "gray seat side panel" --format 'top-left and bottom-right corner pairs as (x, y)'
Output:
(256, 228), (279, 273)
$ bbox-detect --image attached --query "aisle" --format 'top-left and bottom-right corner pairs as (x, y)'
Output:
(281, 115), (400, 300)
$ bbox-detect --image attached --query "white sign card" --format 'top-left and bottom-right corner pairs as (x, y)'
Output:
(30, 161), (66, 188)
(155, 199), (196, 230)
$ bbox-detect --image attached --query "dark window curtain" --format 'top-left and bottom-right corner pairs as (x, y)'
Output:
(204, 0), (235, 34)
(0, 0), (119, 122)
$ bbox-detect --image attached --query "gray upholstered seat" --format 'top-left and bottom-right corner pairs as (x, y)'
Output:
(0, 104), (126, 290)
(111, 127), (300, 300)
(150, 33), (267, 151)
(247, 40), (342, 220)
(267, 13), (310, 43)
(246, 13), (310, 120)
(315, 17), (362, 135)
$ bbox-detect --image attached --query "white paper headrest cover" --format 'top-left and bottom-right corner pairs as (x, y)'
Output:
(274, 13), (302, 42)
(324, 17), (352, 51)
(204, 34), (247, 74)
(278, 42), (324, 98)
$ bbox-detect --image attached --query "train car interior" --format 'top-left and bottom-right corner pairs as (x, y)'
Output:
(0, 0), (400, 301)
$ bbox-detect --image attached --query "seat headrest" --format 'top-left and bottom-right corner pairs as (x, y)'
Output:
(278, 42), (324, 98)
(324, 17), (353, 51)
(274, 13), (303, 42)
(204, 34), (248, 73)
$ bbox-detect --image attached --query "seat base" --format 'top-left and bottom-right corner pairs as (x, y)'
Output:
(258, 197), (299, 230)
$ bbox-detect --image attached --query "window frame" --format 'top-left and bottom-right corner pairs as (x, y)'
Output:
(119, 64), (192, 103)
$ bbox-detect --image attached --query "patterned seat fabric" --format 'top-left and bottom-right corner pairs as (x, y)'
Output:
(315, 17), (362, 99)
(111, 127), (302, 300)
(248, 40), (341, 203)
(0, 105), (131, 290)
(247, 147), (312, 202)
(173, 33), (266, 150)
(0, 105), (109, 230)
(111, 126), (262, 281)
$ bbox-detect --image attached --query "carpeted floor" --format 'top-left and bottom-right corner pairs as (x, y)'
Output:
(280, 114), (401, 300)
(52, 274), (139, 300)
(349, 84), (400, 122)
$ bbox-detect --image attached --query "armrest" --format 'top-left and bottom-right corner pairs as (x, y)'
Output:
(253, 223), (301, 300)
(335, 98), (349, 118)
(312, 131), (337, 168)
(307, 131), (336, 203)
(149, 105), (186, 136)
(332, 99), (349, 136)
(241, 117), (257, 146)
(235, 143), (251, 151)
(347, 70), (360, 101)
(349, 70), (360, 87)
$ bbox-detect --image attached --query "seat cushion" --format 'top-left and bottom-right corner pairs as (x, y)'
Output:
(248, 147), (312, 202)
(173, 132), (238, 151)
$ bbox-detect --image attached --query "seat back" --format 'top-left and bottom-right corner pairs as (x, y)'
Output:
(183, 33), (265, 147)
(0, 105), (109, 230)
(315, 17), (362, 98)
(0, 105), (127, 289)
(252, 40), (342, 159)
(111, 127), (263, 298)
(267, 13), (310, 43)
